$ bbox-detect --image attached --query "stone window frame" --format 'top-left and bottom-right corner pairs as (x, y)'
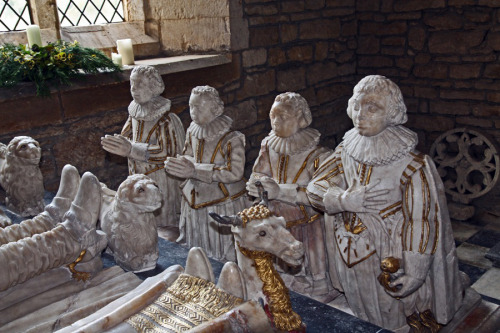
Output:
(0, 0), (243, 60)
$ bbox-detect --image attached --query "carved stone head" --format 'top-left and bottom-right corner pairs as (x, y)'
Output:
(189, 85), (224, 126)
(270, 92), (311, 138)
(347, 75), (407, 137)
(130, 65), (165, 105)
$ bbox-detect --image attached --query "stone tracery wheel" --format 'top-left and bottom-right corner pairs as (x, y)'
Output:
(429, 128), (499, 205)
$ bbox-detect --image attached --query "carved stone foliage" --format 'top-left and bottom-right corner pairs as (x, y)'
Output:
(430, 128), (499, 206)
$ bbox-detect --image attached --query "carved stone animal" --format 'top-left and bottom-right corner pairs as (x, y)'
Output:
(0, 136), (44, 217)
(100, 174), (162, 272)
(210, 204), (306, 332)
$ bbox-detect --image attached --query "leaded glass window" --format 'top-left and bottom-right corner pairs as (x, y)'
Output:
(0, 0), (31, 32)
(57, 0), (124, 27)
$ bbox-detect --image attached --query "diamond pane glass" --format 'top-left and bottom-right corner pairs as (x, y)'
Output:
(0, 0), (32, 32)
(57, 0), (124, 27)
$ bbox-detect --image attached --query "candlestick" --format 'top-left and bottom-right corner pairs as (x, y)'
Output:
(116, 39), (134, 65)
(111, 53), (123, 67)
(26, 25), (42, 48)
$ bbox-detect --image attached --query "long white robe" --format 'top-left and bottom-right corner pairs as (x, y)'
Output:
(307, 126), (464, 331)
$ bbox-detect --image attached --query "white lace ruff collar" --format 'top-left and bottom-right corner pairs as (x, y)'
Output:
(265, 127), (321, 155)
(188, 115), (233, 141)
(128, 96), (171, 121)
(343, 125), (418, 166)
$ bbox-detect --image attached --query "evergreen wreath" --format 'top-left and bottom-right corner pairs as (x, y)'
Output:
(0, 40), (121, 97)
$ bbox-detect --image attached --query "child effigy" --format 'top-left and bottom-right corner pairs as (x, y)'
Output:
(307, 75), (465, 331)
(164, 85), (249, 261)
(246, 92), (335, 300)
(101, 65), (185, 227)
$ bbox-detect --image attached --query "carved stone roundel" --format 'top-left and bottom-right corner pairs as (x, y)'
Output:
(429, 128), (499, 204)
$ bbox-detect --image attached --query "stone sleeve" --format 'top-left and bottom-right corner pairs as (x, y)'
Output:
(207, 132), (246, 183)
(0, 224), (81, 291)
(401, 162), (439, 255)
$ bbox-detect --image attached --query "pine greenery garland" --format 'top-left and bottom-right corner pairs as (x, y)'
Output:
(0, 40), (121, 97)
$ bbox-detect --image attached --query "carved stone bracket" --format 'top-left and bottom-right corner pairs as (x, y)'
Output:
(430, 128), (499, 220)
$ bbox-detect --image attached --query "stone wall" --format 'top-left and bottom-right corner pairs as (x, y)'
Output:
(0, 0), (499, 212)
(354, 0), (500, 154)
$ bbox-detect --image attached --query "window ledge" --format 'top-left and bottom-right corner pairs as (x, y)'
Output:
(0, 53), (232, 100)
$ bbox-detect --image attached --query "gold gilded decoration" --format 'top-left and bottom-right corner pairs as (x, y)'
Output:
(67, 250), (91, 282)
(238, 243), (303, 332)
(126, 274), (243, 333)
(377, 257), (401, 292)
(238, 204), (272, 227)
(420, 309), (441, 333)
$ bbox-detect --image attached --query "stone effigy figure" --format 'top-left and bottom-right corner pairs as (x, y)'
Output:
(0, 136), (45, 217)
(0, 166), (106, 292)
(165, 85), (249, 261)
(307, 75), (464, 331)
(100, 174), (162, 272)
(246, 92), (335, 300)
(101, 65), (185, 227)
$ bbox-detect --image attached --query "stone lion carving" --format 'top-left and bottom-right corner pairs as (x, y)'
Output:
(0, 136), (45, 217)
(100, 174), (162, 272)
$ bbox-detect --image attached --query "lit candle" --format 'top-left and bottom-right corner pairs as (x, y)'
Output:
(111, 52), (123, 67)
(26, 25), (42, 48)
(116, 39), (134, 65)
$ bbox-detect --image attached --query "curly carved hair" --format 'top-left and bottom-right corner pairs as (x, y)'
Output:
(191, 85), (225, 117)
(131, 65), (165, 97)
(347, 75), (407, 126)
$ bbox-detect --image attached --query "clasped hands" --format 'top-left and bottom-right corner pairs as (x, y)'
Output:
(101, 134), (132, 157)
(164, 155), (196, 179)
(245, 176), (281, 200)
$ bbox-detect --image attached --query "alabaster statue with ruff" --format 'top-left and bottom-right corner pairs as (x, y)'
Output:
(101, 65), (185, 227)
(0, 136), (45, 217)
(307, 75), (464, 331)
(165, 86), (249, 261)
(246, 92), (335, 300)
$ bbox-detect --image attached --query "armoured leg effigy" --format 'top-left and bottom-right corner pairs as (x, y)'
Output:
(0, 165), (80, 246)
(0, 172), (103, 292)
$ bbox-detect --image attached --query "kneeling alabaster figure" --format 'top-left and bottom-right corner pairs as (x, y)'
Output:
(307, 75), (464, 332)
(165, 85), (249, 261)
(247, 92), (335, 300)
(101, 65), (185, 227)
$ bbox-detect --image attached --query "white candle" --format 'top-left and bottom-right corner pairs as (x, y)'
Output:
(26, 25), (42, 48)
(111, 52), (123, 67)
(116, 39), (134, 65)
